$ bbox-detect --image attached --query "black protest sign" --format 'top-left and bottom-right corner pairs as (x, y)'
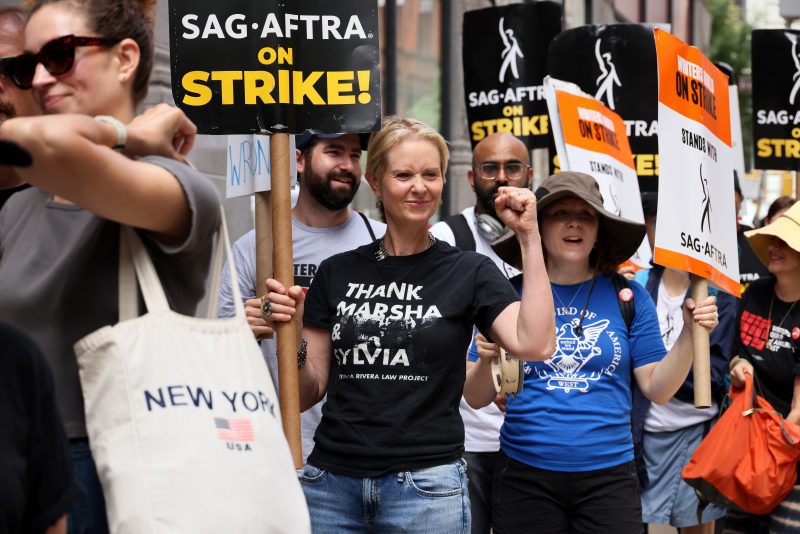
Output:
(752, 29), (800, 170)
(548, 24), (660, 192)
(168, 1), (381, 135)
(462, 2), (562, 150)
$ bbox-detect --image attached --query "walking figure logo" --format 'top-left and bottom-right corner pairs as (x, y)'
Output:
(700, 163), (712, 233)
(602, 182), (622, 216)
(789, 33), (800, 106)
(498, 17), (523, 83)
(594, 39), (621, 110)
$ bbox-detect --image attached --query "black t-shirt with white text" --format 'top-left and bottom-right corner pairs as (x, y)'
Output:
(735, 277), (800, 416)
(303, 240), (519, 476)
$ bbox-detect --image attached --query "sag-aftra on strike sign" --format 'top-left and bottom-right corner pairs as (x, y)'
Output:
(168, 1), (381, 135)
(653, 29), (739, 297)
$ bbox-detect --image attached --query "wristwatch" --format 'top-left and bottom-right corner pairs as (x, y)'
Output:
(94, 115), (127, 150)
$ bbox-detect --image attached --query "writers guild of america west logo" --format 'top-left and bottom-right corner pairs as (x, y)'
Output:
(524, 318), (621, 393)
(699, 163), (711, 233)
(789, 32), (800, 106)
(498, 17), (523, 83)
(594, 39), (621, 110)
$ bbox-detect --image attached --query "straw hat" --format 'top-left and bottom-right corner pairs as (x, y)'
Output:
(492, 171), (646, 270)
(745, 202), (800, 267)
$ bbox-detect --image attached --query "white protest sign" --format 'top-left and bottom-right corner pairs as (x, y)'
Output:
(544, 76), (651, 268)
(729, 85), (746, 186)
(653, 29), (740, 296)
(226, 135), (297, 199)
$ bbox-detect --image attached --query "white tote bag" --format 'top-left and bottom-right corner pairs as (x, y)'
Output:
(74, 213), (310, 534)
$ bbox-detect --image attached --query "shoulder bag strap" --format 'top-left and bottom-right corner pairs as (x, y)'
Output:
(118, 229), (139, 321)
(205, 207), (245, 320)
(118, 206), (244, 322)
(118, 225), (171, 318)
(444, 213), (476, 251)
(357, 211), (377, 242)
(611, 272), (635, 335)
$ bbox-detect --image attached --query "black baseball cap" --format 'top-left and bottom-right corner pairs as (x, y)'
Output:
(295, 133), (371, 152)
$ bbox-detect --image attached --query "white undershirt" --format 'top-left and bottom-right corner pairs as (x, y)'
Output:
(644, 281), (716, 432)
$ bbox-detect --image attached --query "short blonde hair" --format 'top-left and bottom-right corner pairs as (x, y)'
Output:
(366, 116), (449, 181)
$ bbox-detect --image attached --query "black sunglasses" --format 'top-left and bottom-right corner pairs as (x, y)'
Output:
(7, 34), (121, 90)
(0, 55), (17, 81)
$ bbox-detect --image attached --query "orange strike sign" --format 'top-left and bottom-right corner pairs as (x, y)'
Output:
(653, 29), (739, 296)
(553, 88), (650, 267)
(557, 90), (636, 168)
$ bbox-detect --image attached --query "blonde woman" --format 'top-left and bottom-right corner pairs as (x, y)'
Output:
(264, 116), (555, 532)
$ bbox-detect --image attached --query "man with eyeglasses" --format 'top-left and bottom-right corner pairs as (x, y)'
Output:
(0, 7), (40, 209)
(430, 131), (533, 534)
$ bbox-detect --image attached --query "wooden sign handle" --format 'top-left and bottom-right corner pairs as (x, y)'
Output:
(255, 192), (273, 339)
(690, 275), (711, 409)
(269, 133), (302, 468)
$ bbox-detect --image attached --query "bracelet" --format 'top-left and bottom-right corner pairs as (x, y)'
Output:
(94, 115), (127, 150)
(297, 339), (308, 369)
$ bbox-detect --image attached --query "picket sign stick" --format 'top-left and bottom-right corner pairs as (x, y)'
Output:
(255, 192), (273, 339)
(795, 161), (799, 202)
(270, 133), (302, 468)
(690, 275), (711, 409)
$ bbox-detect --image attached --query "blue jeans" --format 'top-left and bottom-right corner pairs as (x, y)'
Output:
(463, 451), (497, 534)
(68, 440), (109, 534)
(300, 458), (471, 533)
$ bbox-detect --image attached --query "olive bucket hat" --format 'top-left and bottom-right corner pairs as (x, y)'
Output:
(491, 171), (646, 270)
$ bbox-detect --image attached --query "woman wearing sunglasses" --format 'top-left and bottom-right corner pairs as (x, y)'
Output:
(0, 1), (220, 533)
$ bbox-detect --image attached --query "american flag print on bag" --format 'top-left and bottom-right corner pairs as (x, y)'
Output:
(215, 417), (254, 442)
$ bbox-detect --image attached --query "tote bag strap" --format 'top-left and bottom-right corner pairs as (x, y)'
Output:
(204, 207), (245, 320)
(118, 226), (171, 319)
(118, 230), (139, 321)
(118, 206), (246, 322)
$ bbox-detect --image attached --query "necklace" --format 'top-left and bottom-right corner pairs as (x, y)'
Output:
(766, 293), (800, 351)
(375, 232), (437, 261)
(552, 279), (586, 311)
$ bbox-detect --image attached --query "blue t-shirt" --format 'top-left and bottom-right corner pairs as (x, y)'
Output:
(471, 274), (666, 472)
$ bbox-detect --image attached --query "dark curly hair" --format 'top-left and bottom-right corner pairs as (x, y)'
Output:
(26, 0), (155, 105)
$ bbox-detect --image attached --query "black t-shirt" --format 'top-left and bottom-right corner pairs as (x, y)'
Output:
(0, 323), (80, 534)
(738, 227), (770, 293)
(303, 240), (519, 476)
(735, 277), (800, 416)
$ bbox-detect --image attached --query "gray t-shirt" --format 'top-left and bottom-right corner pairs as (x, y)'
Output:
(0, 156), (221, 438)
(217, 211), (385, 461)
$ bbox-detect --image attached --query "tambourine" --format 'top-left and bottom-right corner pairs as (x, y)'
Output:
(491, 348), (523, 395)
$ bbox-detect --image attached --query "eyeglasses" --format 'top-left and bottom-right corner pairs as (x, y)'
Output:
(475, 162), (528, 180)
(7, 34), (121, 90)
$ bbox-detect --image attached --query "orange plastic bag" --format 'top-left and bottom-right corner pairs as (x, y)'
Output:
(682, 374), (800, 515)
